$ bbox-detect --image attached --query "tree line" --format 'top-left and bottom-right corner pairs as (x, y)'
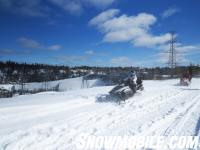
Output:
(0, 61), (70, 84)
(0, 61), (199, 84)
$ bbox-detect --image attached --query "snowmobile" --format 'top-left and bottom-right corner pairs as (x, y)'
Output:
(180, 77), (190, 86)
(179, 72), (192, 86)
(96, 78), (144, 104)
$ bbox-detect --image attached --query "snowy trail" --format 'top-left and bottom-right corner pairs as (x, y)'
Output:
(0, 78), (200, 150)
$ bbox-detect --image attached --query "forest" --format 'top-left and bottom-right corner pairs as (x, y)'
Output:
(0, 61), (199, 84)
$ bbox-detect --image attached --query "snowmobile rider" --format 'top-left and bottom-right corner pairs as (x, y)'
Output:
(124, 72), (137, 92)
(182, 70), (192, 82)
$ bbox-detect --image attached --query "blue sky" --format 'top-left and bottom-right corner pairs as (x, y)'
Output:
(0, 0), (200, 67)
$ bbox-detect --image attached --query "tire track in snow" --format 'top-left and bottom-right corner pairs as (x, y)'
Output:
(92, 88), (188, 136)
(163, 94), (200, 136)
(119, 90), (190, 135)
(82, 88), (186, 136)
(136, 91), (200, 136)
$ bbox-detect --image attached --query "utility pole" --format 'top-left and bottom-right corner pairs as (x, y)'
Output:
(167, 31), (177, 77)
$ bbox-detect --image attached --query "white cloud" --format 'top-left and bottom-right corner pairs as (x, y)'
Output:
(176, 44), (200, 53)
(0, 0), (117, 17)
(157, 52), (189, 64)
(90, 10), (171, 47)
(110, 56), (159, 67)
(48, 45), (62, 51)
(103, 28), (145, 42)
(18, 37), (41, 49)
(0, 0), (49, 17)
(48, 0), (83, 15)
(157, 43), (200, 65)
(85, 50), (94, 55)
(161, 7), (180, 18)
(18, 37), (61, 51)
(158, 43), (200, 53)
(64, 2), (83, 14)
(101, 13), (157, 32)
(110, 56), (133, 66)
(48, 0), (116, 15)
(89, 9), (120, 25)
(133, 33), (171, 47)
(86, 0), (116, 8)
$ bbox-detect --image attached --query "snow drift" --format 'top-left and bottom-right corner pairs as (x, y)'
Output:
(1, 77), (105, 92)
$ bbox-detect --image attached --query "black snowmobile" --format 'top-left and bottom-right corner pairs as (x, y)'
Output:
(96, 78), (144, 104)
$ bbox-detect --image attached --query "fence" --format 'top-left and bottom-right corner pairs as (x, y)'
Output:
(0, 89), (13, 98)
(0, 83), (60, 98)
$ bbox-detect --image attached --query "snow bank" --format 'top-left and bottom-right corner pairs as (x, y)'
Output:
(0, 84), (14, 91)
(1, 77), (104, 92)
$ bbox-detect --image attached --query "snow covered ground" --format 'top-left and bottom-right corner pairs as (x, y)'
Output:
(0, 78), (200, 150)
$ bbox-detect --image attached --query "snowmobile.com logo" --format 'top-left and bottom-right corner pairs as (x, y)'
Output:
(75, 134), (199, 150)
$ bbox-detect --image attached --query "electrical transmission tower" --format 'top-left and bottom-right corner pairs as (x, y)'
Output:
(167, 31), (177, 77)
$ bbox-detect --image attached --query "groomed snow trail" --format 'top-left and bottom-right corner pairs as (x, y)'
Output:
(0, 78), (200, 150)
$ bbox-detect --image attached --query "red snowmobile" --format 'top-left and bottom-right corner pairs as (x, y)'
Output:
(180, 71), (192, 86)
